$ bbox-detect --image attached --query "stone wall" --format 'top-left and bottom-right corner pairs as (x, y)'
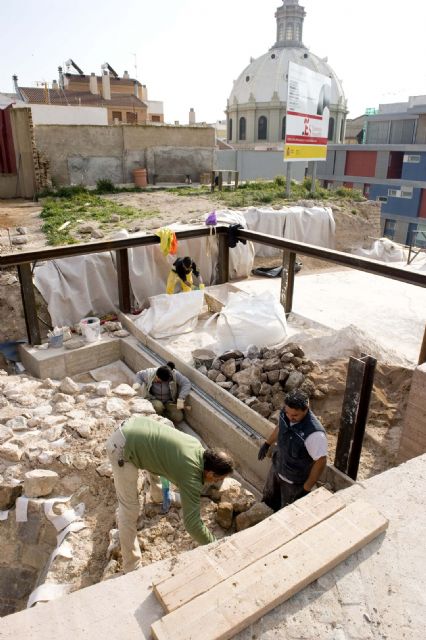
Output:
(398, 363), (426, 462)
(34, 124), (216, 186)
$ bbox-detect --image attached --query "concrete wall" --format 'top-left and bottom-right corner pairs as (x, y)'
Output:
(217, 150), (306, 182)
(398, 363), (426, 462)
(26, 105), (108, 126)
(0, 108), (36, 199)
(34, 124), (216, 185)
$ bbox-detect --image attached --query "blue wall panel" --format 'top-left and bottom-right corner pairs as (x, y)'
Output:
(370, 184), (421, 217)
(402, 153), (426, 181)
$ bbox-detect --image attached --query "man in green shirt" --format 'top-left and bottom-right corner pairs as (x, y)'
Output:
(106, 416), (234, 573)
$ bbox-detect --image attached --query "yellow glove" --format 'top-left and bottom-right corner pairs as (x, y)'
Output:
(199, 283), (205, 290)
(176, 398), (185, 410)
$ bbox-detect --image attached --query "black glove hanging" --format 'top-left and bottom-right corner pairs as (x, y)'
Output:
(258, 442), (270, 460)
(227, 224), (247, 248)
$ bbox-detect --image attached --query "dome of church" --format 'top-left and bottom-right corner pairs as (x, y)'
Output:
(226, 0), (347, 148)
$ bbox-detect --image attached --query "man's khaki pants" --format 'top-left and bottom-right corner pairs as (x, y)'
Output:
(151, 399), (184, 424)
(106, 428), (142, 573)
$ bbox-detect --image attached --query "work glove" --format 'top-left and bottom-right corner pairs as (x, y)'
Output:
(176, 398), (185, 410)
(258, 442), (270, 461)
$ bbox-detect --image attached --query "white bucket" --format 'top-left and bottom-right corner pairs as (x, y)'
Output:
(80, 317), (101, 343)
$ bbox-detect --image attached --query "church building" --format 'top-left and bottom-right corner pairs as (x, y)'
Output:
(226, 0), (347, 149)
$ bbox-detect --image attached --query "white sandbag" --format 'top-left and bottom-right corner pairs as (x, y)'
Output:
(134, 290), (204, 338)
(216, 291), (288, 352)
(352, 238), (407, 262)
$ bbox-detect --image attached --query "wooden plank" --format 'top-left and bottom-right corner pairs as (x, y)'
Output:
(17, 263), (41, 346)
(217, 233), (229, 284)
(334, 357), (365, 475)
(151, 500), (388, 640)
(116, 248), (131, 313)
(153, 488), (344, 613)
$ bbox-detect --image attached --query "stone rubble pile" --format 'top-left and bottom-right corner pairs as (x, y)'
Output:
(196, 343), (329, 423)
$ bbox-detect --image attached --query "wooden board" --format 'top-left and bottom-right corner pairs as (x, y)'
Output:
(153, 487), (344, 612)
(151, 500), (388, 640)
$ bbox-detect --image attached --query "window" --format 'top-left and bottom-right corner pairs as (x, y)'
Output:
(126, 112), (137, 124)
(400, 187), (413, 199)
(112, 111), (122, 123)
(404, 154), (421, 163)
(239, 117), (246, 141)
(281, 117), (286, 140)
(285, 23), (294, 40)
(294, 23), (301, 41)
(383, 219), (396, 240)
(388, 189), (400, 197)
(389, 119), (415, 144)
(328, 117), (335, 141)
(151, 115), (161, 122)
(228, 118), (233, 141)
(258, 116), (267, 140)
(278, 23), (284, 41)
(366, 121), (389, 144)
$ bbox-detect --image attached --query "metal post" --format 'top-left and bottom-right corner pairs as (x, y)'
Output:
(280, 251), (296, 314)
(310, 162), (317, 195)
(234, 171), (239, 190)
(218, 171), (223, 192)
(116, 248), (131, 313)
(217, 233), (229, 284)
(210, 170), (215, 193)
(286, 162), (291, 198)
(418, 324), (426, 365)
(17, 263), (41, 345)
(347, 355), (377, 479)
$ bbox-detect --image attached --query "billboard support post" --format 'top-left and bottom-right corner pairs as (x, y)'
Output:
(310, 161), (317, 194)
(286, 162), (291, 198)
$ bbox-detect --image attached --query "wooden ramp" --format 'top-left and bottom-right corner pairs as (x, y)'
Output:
(151, 493), (388, 640)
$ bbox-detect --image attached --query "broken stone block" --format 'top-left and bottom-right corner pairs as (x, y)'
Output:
(213, 478), (256, 514)
(6, 416), (28, 431)
(270, 409), (281, 424)
(216, 373), (226, 383)
(235, 502), (274, 531)
(112, 384), (137, 397)
(24, 469), (59, 497)
(282, 343), (305, 358)
(78, 223), (97, 233)
(251, 401), (272, 418)
(197, 365), (208, 376)
(91, 229), (105, 239)
(207, 369), (220, 382)
(285, 371), (305, 392)
(55, 402), (75, 413)
(0, 426), (13, 444)
(232, 366), (262, 387)
(279, 369), (290, 383)
(263, 357), (281, 372)
(44, 425), (64, 442)
(216, 381), (233, 390)
(130, 398), (155, 414)
(221, 359), (236, 378)
(280, 352), (294, 363)
(112, 329), (130, 338)
(216, 501), (233, 529)
(300, 378), (316, 397)
(0, 442), (23, 461)
(211, 358), (222, 371)
(246, 345), (260, 359)
(106, 397), (130, 419)
(59, 377), (80, 395)
(96, 380), (112, 396)
(259, 382), (272, 397)
(37, 451), (55, 465)
(219, 350), (244, 361)
(64, 338), (86, 350)
(96, 461), (113, 477)
(251, 380), (261, 396)
(272, 391), (285, 410)
(266, 370), (280, 384)
(0, 481), (22, 510)
(12, 236), (28, 245)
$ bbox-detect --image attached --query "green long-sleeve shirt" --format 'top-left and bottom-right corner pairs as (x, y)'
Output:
(122, 416), (215, 545)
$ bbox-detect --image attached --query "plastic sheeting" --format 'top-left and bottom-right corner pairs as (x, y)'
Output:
(134, 290), (205, 339)
(242, 205), (335, 257)
(352, 238), (408, 263)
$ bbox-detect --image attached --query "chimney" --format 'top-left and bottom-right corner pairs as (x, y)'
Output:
(52, 80), (59, 91)
(101, 70), (111, 100)
(89, 72), (98, 95)
(123, 70), (130, 79)
(12, 74), (19, 93)
(189, 108), (196, 125)
(58, 66), (64, 90)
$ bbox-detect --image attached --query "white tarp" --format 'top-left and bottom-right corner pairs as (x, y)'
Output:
(216, 290), (288, 352)
(134, 290), (204, 338)
(242, 206), (335, 257)
(352, 238), (407, 263)
(33, 223), (255, 327)
(209, 210), (255, 279)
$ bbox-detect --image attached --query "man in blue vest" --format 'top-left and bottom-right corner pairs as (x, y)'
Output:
(258, 389), (327, 510)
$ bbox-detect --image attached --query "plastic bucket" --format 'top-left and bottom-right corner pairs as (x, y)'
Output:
(48, 334), (64, 348)
(192, 348), (216, 369)
(80, 317), (101, 343)
(133, 168), (147, 187)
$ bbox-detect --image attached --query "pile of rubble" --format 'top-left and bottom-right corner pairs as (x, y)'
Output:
(0, 368), (266, 615)
(197, 343), (329, 423)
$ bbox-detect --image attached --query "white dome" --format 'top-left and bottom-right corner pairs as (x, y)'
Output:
(229, 47), (346, 108)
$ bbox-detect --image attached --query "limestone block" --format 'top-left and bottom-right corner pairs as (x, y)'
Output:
(216, 501), (233, 529)
(251, 401), (272, 418)
(72, 453), (89, 470)
(37, 451), (55, 465)
(266, 370), (280, 384)
(259, 382), (272, 397)
(280, 352), (294, 363)
(285, 371), (305, 391)
(282, 343), (305, 358)
(235, 502), (274, 531)
(214, 478), (256, 514)
(96, 461), (113, 477)
(113, 329), (130, 338)
(44, 425), (64, 442)
(272, 392), (285, 410)
(263, 357), (282, 372)
(247, 345), (260, 359)
(0, 426), (13, 444)
(106, 397), (130, 417)
(40, 415), (67, 428)
(6, 416), (28, 431)
(207, 369), (220, 382)
(31, 404), (53, 417)
(216, 381), (233, 390)
(112, 384), (137, 397)
(0, 481), (22, 510)
(55, 402), (75, 413)
(219, 350), (244, 361)
(24, 469), (59, 497)
(59, 377), (80, 395)
(300, 378), (316, 397)
(0, 443), (23, 462)
(53, 393), (75, 404)
(215, 373), (226, 383)
(96, 380), (112, 396)
(130, 398), (156, 414)
(221, 359), (236, 378)
(232, 366), (262, 386)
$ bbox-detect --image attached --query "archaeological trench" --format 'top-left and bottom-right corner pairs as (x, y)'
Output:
(0, 297), (413, 618)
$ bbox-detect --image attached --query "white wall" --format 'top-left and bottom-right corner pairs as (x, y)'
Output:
(147, 100), (164, 115)
(21, 104), (108, 125)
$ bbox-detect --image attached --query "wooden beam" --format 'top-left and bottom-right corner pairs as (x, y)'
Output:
(347, 355), (377, 480)
(418, 324), (426, 365)
(17, 263), (41, 345)
(153, 488), (343, 613)
(116, 248), (131, 313)
(334, 357), (365, 475)
(151, 500), (388, 640)
(217, 233), (229, 284)
(280, 250), (296, 314)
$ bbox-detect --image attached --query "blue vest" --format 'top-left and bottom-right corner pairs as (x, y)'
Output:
(274, 409), (325, 484)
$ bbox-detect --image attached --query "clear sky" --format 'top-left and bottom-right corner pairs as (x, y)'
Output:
(0, 0), (425, 123)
